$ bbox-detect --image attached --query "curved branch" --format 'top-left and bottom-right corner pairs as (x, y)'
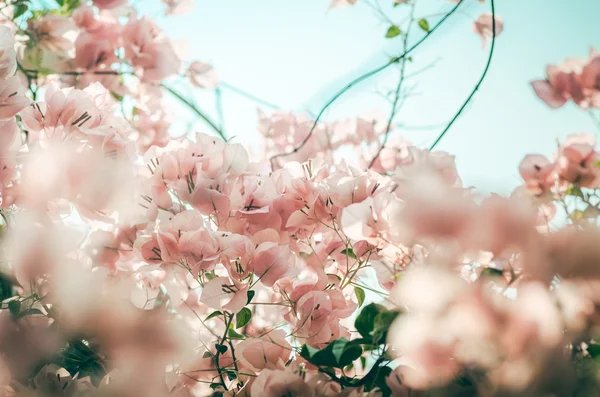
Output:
(428, 0), (497, 150)
(161, 83), (227, 141)
(268, 0), (465, 168)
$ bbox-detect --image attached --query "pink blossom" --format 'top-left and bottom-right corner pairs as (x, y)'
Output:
(0, 76), (29, 120)
(186, 61), (219, 89)
(473, 13), (504, 48)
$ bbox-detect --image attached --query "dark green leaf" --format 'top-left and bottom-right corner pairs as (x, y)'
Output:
(480, 267), (504, 277)
(8, 300), (20, 316)
(300, 338), (363, 369)
(202, 351), (213, 358)
(246, 290), (255, 304)
(354, 303), (385, 339)
(372, 310), (399, 345)
(418, 18), (430, 32)
(205, 310), (222, 321)
(236, 307), (252, 329)
(341, 248), (357, 259)
(13, 4), (28, 19)
(354, 286), (366, 307)
(215, 343), (228, 354)
(385, 25), (401, 38)
(226, 370), (237, 380)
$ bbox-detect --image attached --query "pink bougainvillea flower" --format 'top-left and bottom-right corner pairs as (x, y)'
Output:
(199, 276), (249, 314)
(235, 329), (291, 372)
(0, 76), (29, 120)
(92, 0), (127, 9)
(329, 0), (359, 8)
(28, 15), (77, 54)
(162, 0), (194, 15)
(0, 25), (16, 79)
(473, 13), (504, 48)
(186, 61), (219, 89)
(251, 367), (312, 397)
(519, 154), (555, 196)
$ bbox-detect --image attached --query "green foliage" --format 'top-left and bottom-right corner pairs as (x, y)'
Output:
(385, 25), (402, 38)
(246, 290), (255, 304)
(205, 310), (222, 321)
(418, 18), (430, 32)
(300, 338), (363, 369)
(235, 307), (252, 328)
(341, 248), (357, 259)
(354, 286), (366, 307)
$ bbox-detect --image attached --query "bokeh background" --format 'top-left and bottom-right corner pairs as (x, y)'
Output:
(139, 0), (600, 194)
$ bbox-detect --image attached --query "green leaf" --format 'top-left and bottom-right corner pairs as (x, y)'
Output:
(480, 267), (504, 278)
(354, 303), (385, 339)
(215, 343), (228, 354)
(354, 286), (366, 307)
(567, 185), (585, 199)
(300, 338), (363, 369)
(202, 351), (213, 358)
(246, 290), (256, 304)
(236, 307), (252, 329)
(13, 4), (28, 19)
(341, 248), (357, 259)
(570, 209), (585, 221)
(589, 343), (600, 359)
(228, 328), (245, 339)
(226, 370), (237, 380)
(418, 18), (430, 32)
(385, 25), (402, 38)
(7, 300), (20, 316)
(205, 310), (222, 321)
(372, 310), (399, 345)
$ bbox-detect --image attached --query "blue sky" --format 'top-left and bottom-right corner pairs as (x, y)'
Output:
(141, 0), (600, 194)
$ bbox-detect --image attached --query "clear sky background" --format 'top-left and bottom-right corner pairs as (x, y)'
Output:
(139, 0), (600, 194)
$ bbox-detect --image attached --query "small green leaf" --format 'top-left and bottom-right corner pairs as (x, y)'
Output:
(7, 300), (20, 316)
(202, 351), (213, 358)
(570, 209), (585, 221)
(205, 310), (222, 321)
(228, 328), (245, 339)
(226, 370), (237, 380)
(354, 286), (366, 307)
(418, 18), (430, 32)
(215, 343), (228, 354)
(566, 185), (584, 199)
(341, 248), (357, 259)
(236, 307), (252, 329)
(246, 290), (256, 304)
(385, 25), (402, 38)
(480, 267), (504, 278)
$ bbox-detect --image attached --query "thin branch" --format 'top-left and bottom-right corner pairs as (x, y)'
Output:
(220, 82), (280, 110)
(268, 0), (465, 168)
(428, 0), (497, 150)
(161, 83), (227, 141)
(368, 2), (415, 169)
(215, 87), (226, 131)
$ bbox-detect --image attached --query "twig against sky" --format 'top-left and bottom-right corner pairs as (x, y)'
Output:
(428, 0), (497, 150)
(269, 0), (465, 169)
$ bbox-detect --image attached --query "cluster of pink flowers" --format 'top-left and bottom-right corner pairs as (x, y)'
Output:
(0, 1), (598, 397)
(531, 49), (600, 109)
